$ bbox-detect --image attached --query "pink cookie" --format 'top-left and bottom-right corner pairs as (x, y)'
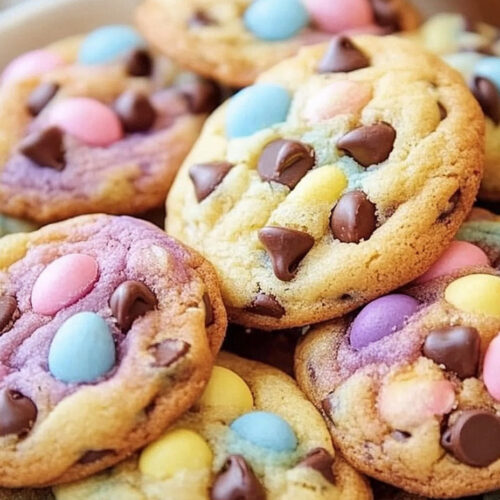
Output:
(1, 50), (64, 86)
(415, 240), (490, 284)
(304, 0), (374, 33)
(48, 97), (123, 147)
(31, 253), (99, 315)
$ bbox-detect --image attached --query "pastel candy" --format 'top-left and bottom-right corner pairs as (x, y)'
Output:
(31, 254), (98, 315)
(303, 81), (372, 123)
(2, 50), (64, 85)
(49, 98), (123, 146)
(230, 411), (297, 452)
(304, 0), (374, 33)
(0, 215), (37, 236)
(226, 84), (291, 138)
(48, 312), (115, 383)
(244, 0), (309, 41)
(78, 25), (145, 65)
(139, 428), (212, 479)
(444, 52), (484, 80)
(445, 274), (500, 318)
(199, 366), (254, 414)
(415, 241), (490, 284)
(483, 333), (500, 401)
(475, 57), (500, 92)
(349, 294), (420, 349)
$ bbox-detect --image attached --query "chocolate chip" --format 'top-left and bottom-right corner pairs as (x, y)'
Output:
(369, 0), (401, 32)
(150, 339), (190, 367)
(258, 226), (314, 281)
(211, 455), (265, 500)
(258, 139), (315, 189)
(318, 36), (370, 73)
(0, 296), (17, 334)
(110, 280), (157, 332)
(19, 126), (65, 170)
(296, 448), (335, 484)
(247, 293), (285, 318)
(124, 49), (153, 77)
(179, 80), (220, 114)
(441, 410), (500, 467)
(337, 123), (396, 167)
(114, 91), (157, 133)
(203, 293), (214, 326)
(330, 191), (377, 243)
(78, 449), (113, 464)
(438, 190), (461, 221)
(189, 10), (216, 28)
(27, 82), (59, 116)
(471, 76), (500, 124)
(189, 162), (233, 202)
(438, 102), (447, 120)
(0, 389), (37, 436)
(423, 326), (480, 379)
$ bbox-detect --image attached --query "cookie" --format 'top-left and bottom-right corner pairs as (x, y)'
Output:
(0, 214), (226, 487)
(135, 0), (420, 87)
(0, 25), (220, 224)
(166, 35), (484, 330)
(295, 239), (500, 496)
(53, 352), (371, 500)
(409, 14), (500, 201)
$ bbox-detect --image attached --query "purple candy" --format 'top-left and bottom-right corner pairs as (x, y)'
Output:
(349, 294), (420, 349)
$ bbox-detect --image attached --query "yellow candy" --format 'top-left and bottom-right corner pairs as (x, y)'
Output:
(199, 366), (253, 413)
(139, 428), (212, 479)
(445, 274), (500, 318)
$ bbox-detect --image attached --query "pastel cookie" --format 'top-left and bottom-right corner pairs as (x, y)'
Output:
(409, 13), (500, 201)
(166, 35), (484, 330)
(53, 352), (371, 500)
(296, 258), (500, 496)
(0, 25), (220, 224)
(135, 0), (420, 87)
(0, 214), (226, 487)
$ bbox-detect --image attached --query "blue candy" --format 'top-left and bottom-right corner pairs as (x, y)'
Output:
(244, 0), (309, 41)
(78, 25), (145, 65)
(475, 57), (500, 92)
(230, 411), (297, 452)
(226, 84), (291, 138)
(49, 312), (116, 383)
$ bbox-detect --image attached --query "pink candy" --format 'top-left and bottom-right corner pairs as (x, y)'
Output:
(415, 241), (490, 284)
(49, 97), (123, 147)
(304, 0), (374, 33)
(2, 50), (64, 86)
(484, 334), (500, 401)
(32, 254), (99, 315)
(303, 81), (372, 123)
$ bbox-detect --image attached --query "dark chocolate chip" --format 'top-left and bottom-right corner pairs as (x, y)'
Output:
(19, 126), (65, 170)
(258, 226), (314, 281)
(78, 449), (113, 464)
(124, 49), (153, 77)
(110, 280), (157, 332)
(179, 80), (220, 114)
(203, 293), (214, 326)
(189, 10), (216, 28)
(114, 91), (157, 133)
(150, 339), (190, 367)
(392, 430), (411, 441)
(441, 410), (500, 467)
(189, 162), (233, 202)
(370, 0), (401, 32)
(337, 122), (396, 167)
(471, 76), (500, 124)
(438, 190), (461, 221)
(296, 448), (335, 484)
(247, 293), (285, 318)
(423, 326), (480, 379)
(0, 389), (37, 437)
(330, 191), (377, 243)
(211, 454), (265, 500)
(318, 36), (370, 73)
(0, 296), (17, 334)
(27, 82), (59, 116)
(438, 102), (447, 120)
(258, 139), (315, 189)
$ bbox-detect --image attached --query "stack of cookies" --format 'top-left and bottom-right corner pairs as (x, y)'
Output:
(0, 0), (498, 498)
